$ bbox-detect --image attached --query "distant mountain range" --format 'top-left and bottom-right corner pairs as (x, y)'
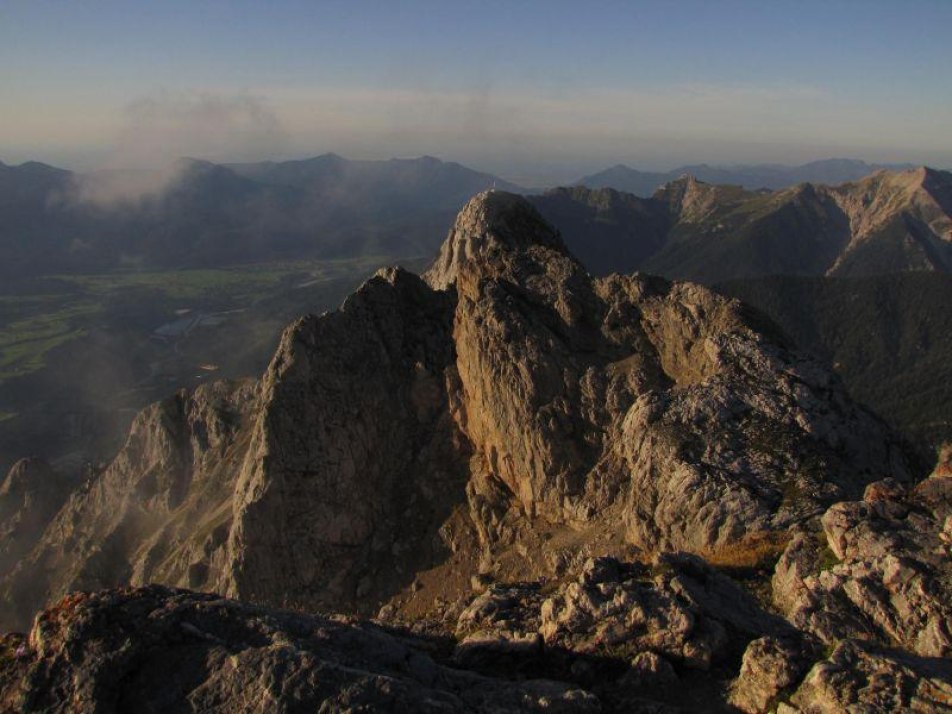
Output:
(7, 153), (951, 283)
(0, 154), (520, 278)
(532, 167), (952, 282)
(575, 158), (920, 196)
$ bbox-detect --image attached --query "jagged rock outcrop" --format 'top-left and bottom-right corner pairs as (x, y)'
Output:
(788, 639), (952, 713)
(731, 633), (952, 713)
(728, 635), (816, 713)
(0, 190), (911, 637)
(4, 190), (951, 713)
(223, 267), (469, 612)
(726, 451), (952, 712)
(716, 271), (952, 465)
(456, 555), (792, 676)
(428, 190), (909, 560)
(7, 578), (950, 713)
(537, 555), (787, 670)
(1, 586), (597, 713)
(0, 458), (71, 575)
(0, 380), (257, 628)
(449, 554), (812, 711)
(776, 470), (952, 658)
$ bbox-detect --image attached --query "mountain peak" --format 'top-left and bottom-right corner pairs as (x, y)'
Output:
(917, 165), (951, 184)
(651, 173), (712, 209)
(658, 173), (703, 191)
(423, 190), (567, 289)
(5, 160), (71, 179)
(678, 172), (699, 184)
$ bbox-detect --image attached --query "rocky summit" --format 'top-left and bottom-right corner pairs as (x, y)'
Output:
(0, 190), (940, 712)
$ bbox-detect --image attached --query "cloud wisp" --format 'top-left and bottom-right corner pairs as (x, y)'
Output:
(68, 91), (288, 206)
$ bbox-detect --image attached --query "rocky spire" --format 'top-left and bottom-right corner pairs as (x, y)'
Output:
(423, 190), (570, 290)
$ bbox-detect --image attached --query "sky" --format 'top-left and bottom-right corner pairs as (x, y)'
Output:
(2, 0), (951, 183)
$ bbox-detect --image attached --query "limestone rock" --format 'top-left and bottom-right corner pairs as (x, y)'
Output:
(430, 191), (909, 559)
(3, 585), (599, 713)
(729, 636), (815, 713)
(539, 558), (725, 669)
(0, 380), (257, 629)
(789, 639), (952, 713)
(623, 651), (678, 687)
(780, 474), (952, 658)
(539, 555), (789, 670)
(454, 555), (790, 679)
(0, 458), (71, 576)
(771, 529), (827, 617)
(224, 266), (469, 614)
(457, 581), (545, 638)
(0, 190), (912, 635)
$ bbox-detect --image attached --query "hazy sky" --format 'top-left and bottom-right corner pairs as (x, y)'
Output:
(2, 0), (951, 182)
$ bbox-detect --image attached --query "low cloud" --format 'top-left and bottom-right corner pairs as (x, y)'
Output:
(118, 91), (287, 166)
(69, 91), (288, 206)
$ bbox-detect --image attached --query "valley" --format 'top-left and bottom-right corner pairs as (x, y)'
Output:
(0, 255), (423, 474)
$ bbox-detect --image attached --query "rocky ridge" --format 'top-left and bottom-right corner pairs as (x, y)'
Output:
(0, 190), (935, 712)
(535, 166), (952, 281)
(0, 458), (74, 576)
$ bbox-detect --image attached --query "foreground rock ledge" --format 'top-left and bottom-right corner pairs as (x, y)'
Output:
(4, 539), (952, 713)
(1, 585), (597, 713)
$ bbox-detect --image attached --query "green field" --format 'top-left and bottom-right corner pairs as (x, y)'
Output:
(0, 256), (399, 382)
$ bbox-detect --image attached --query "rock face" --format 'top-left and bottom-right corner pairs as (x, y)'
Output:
(224, 267), (468, 612)
(0, 190), (912, 635)
(728, 636), (815, 714)
(456, 555), (792, 676)
(789, 639), (952, 713)
(0, 458), (72, 575)
(778, 471), (952, 659)
(0, 380), (258, 628)
(0, 556), (806, 713)
(728, 456), (952, 713)
(716, 271), (952, 464)
(2, 586), (597, 713)
(536, 555), (787, 670)
(426, 190), (908, 560)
